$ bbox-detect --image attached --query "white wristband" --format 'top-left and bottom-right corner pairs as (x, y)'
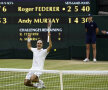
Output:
(27, 38), (31, 42)
(106, 32), (108, 34)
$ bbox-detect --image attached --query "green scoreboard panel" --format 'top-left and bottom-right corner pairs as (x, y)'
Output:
(0, 0), (97, 50)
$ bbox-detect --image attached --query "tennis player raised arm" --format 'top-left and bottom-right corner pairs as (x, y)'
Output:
(47, 18), (52, 52)
(47, 32), (52, 53)
(27, 34), (32, 50)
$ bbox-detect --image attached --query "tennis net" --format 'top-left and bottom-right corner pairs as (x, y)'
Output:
(0, 68), (108, 90)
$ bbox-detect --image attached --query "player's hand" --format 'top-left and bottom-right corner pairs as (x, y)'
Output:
(48, 18), (51, 28)
(28, 34), (31, 38)
(48, 18), (51, 22)
(101, 30), (106, 34)
(48, 32), (51, 36)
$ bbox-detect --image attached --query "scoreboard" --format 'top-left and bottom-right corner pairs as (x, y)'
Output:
(0, 0), (91, 14)
(0, 0), (97, 49)
(0, 0), (92, 25)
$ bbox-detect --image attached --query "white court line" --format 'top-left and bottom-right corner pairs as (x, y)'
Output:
(63, 79), (108, 84)
(0, 73), (26, 80)
(49, 86), (108, 90)
(0, 76), (15, 80)
(0, 82), (23, 87)
(0, 74), (58, 81)
(64, 86), (108, 90)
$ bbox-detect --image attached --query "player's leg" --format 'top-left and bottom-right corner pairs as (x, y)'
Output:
(24, 72), (37, 87)
(30, 74), (39, 82)
(86, 44), (90, 59)
(24, 79), (33, 86)
(30, 74), (43, 88)
(92, 44), (97, 62)
(91, 36), (97, 62)
(84, 36), (90, 62)
(32, 72), (45, 88)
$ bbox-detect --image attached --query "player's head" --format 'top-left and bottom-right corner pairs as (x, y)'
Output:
(88, 14), (93, 22)
(36, 39), (43, 50)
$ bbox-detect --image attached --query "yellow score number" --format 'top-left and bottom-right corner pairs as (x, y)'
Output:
(68, 6), (90, 13)
(0, 18), (7, 24)
(0, 6), (7, 12)
(74, 6), (79, 12)
(67, 6), (71, 12)
(68, 17), (88, 24)
(81, 6), (90, 12)
(81, 17), (88, 23)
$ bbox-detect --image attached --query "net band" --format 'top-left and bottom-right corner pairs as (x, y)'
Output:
(0, 68), (108, 74)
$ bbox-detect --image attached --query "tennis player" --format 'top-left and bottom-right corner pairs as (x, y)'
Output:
(83, 14), (99, 62)
(24, 20), (52, 88)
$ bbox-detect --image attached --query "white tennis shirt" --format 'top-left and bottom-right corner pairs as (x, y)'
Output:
(30, 48), (48, 70)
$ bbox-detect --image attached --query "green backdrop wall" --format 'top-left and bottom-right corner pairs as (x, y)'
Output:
(0, 16), (108, 60)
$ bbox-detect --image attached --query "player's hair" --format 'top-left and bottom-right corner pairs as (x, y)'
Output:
(37, 39), (43, 43)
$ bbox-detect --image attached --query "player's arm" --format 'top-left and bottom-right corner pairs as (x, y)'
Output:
(101, 30), (108, 34)
(96, 28), (99, 34)
(94, 22), (99, 34)
(47, 32), (52, 52)
(27, 34), (32, 50)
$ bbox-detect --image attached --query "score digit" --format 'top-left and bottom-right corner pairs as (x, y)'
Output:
(81, 6), (90, 12)
(81, 17), (88, 23)
(74, 18), (79, 23)
(2, 6), (7, 12)
(67, 6), (71, 12)
(0, 18), (7, 24)
(68, 18), (71, 23)
(0, 6), (7, 12)
(3, 18), (7, 24)
(74, 6), (79, 12)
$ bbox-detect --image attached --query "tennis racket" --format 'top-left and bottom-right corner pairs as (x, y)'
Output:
(47, 19), (52, 42)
